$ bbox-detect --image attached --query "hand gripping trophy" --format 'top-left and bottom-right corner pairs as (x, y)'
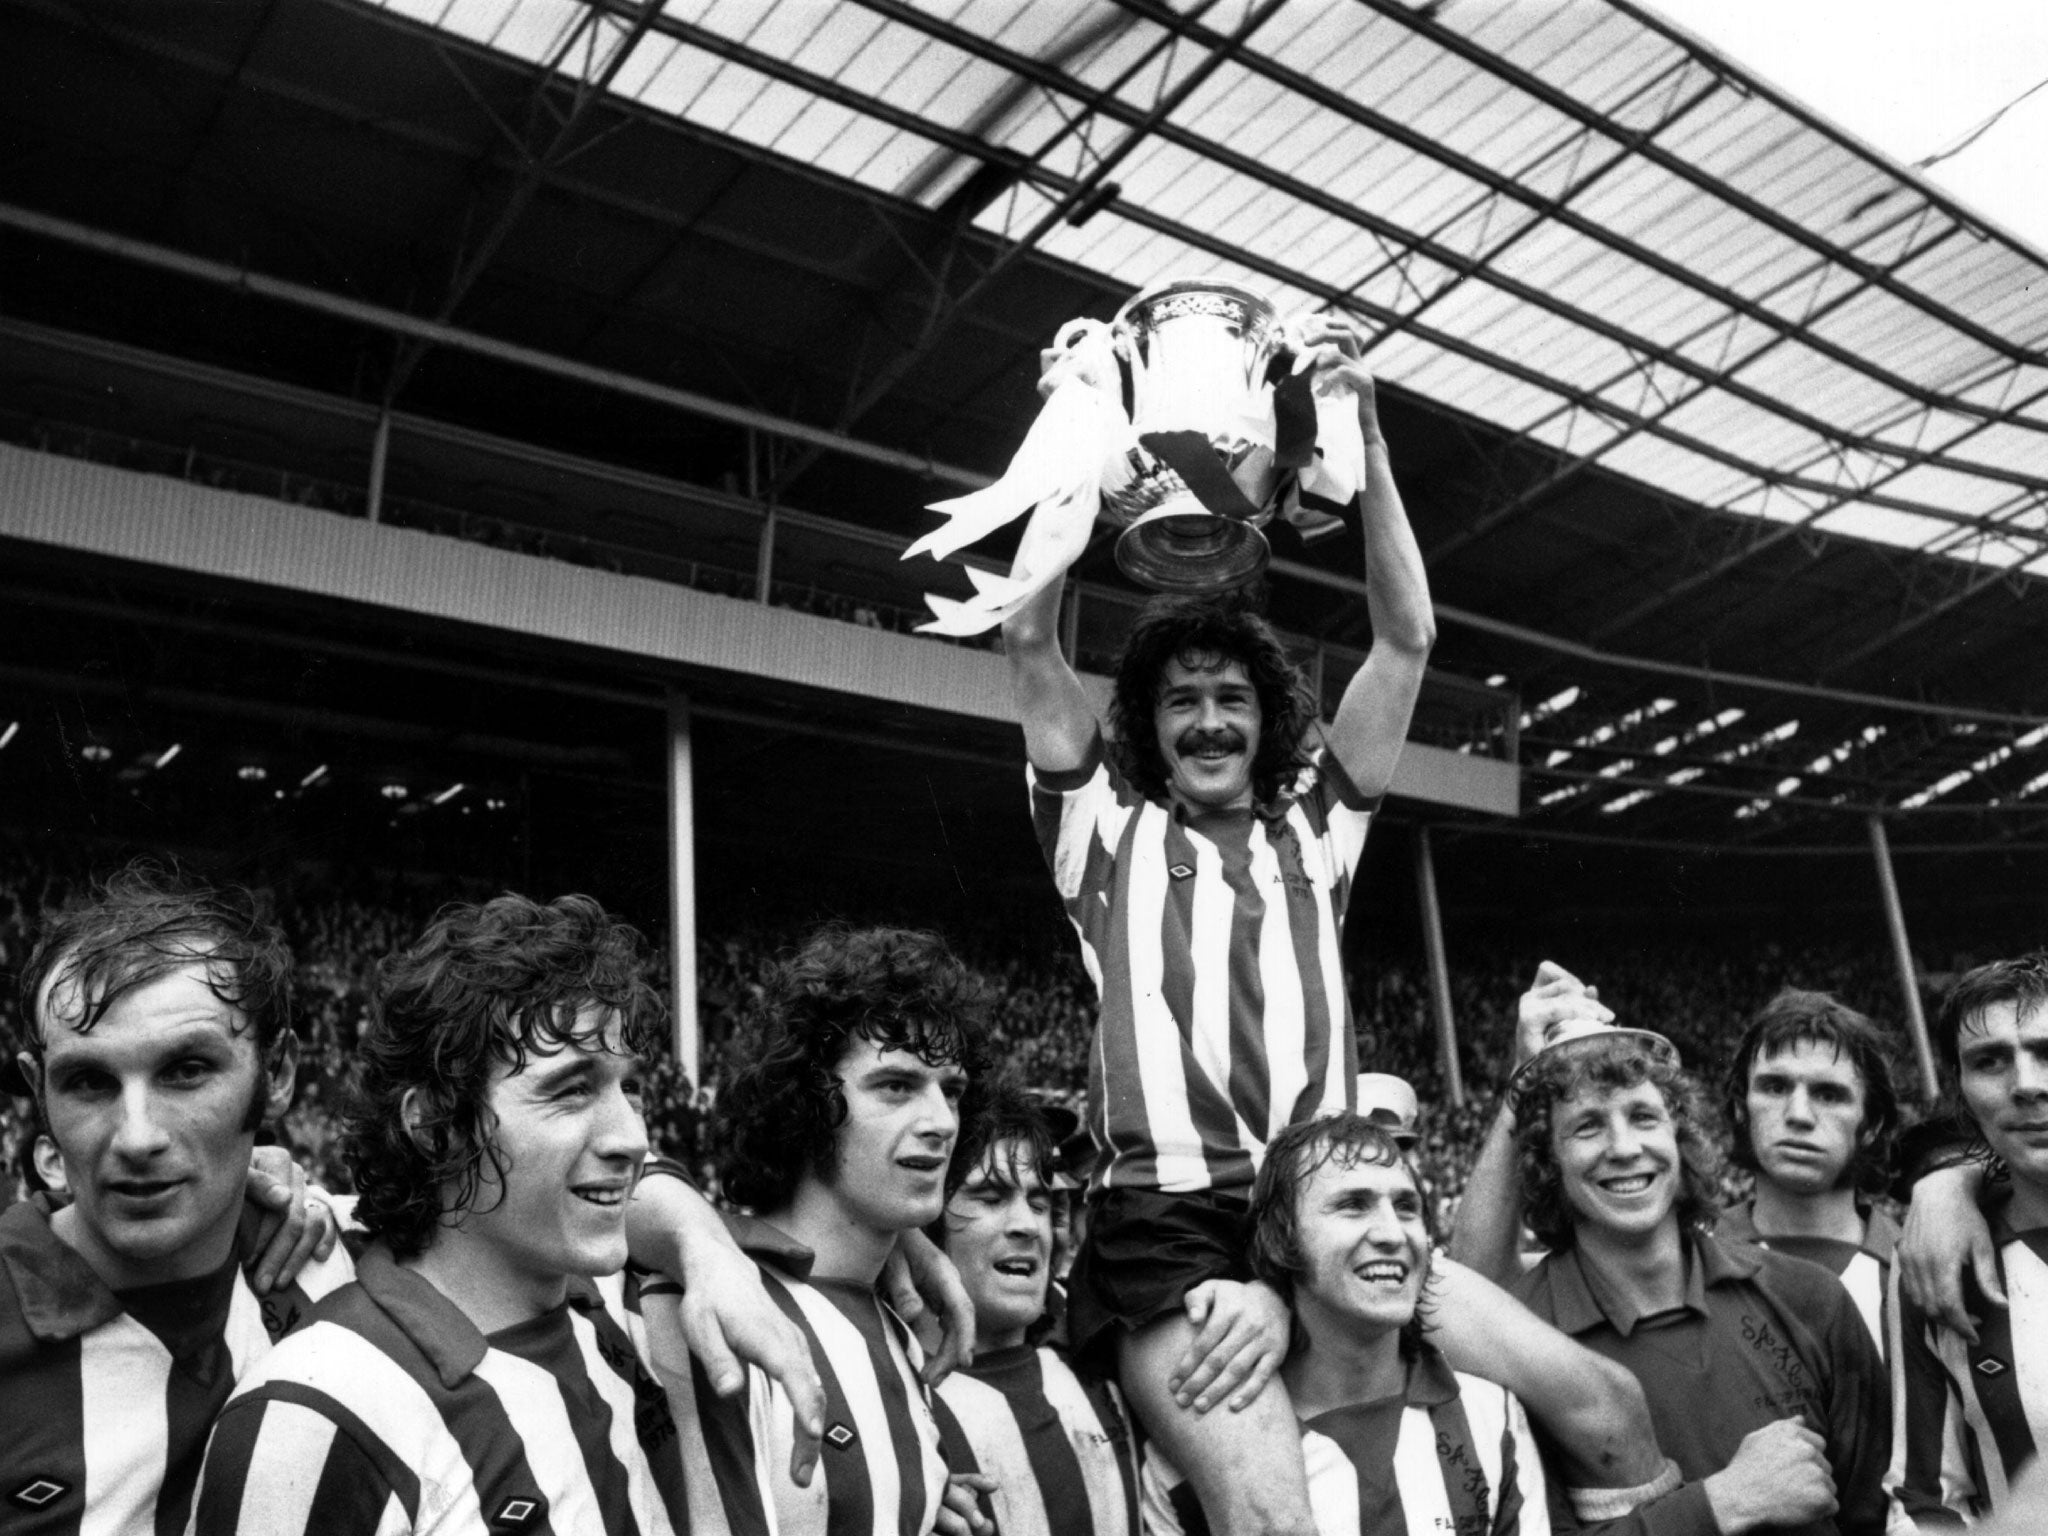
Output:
(904, 277), (1375, 633)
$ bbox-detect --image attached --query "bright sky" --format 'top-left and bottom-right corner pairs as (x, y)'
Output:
(1648, 0), (2048, 256)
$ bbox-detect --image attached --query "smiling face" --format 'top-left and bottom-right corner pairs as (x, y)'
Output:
(821, 1034), (967, 1236)
(1290, 1151), (1431, 1342)
(944, 1136), (1052, 1350)
(1746, 1038), (1868, 1195)
(1551, 1079), (1682, 1245)
(1153, 654), (1263, 811)
(443, 1008), (649, 1304)
(29, 959), (293, 1290)
(1956, 997), (2048, 1214)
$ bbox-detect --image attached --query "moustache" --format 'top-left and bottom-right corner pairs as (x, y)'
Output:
(1176, 727), (1248, 756)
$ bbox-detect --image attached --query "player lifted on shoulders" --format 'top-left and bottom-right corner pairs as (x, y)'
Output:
(1005, 317), (1663, 1536)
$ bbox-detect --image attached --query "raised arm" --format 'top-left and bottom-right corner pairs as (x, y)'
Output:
(1450, 962), (1613, 1282)
(1002, 563), (1098, 774)
(1306, 321), (1435, 799)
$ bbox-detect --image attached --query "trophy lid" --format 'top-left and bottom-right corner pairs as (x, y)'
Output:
(1114, 276), (1277, 343)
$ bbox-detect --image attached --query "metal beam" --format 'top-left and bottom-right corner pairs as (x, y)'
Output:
(1360, 0), (2044, 365)
(862, 0), (2048, 498)
(1104, 0), (2048, 424)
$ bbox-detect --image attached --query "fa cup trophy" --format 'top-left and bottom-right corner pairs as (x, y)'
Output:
(904, 276), (1367, 636)
(1102, 278), (1287, 592)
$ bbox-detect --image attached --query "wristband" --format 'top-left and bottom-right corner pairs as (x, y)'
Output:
(1567, 1457), (1683, 1522)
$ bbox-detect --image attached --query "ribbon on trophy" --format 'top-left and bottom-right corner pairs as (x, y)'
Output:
(904, 285), (1369, 635)
(903, 319), (1129, 637)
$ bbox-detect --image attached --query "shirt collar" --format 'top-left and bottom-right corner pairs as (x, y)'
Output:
(722, 1210), (817, 1280)
(0, 1195), (125, 1343)
(1547, 1229), (1758, 1337)
(351, 1244), (603, 1390)
(1723, 1197), (1900, 1263)
(1402, 1345), (1462, 1408)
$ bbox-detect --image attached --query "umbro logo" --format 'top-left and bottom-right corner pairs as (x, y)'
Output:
(9, 1477), (70, 1510)
(1976, 1357), (2009, 1378)
(826, 1422), (858, 1448)
(490, 1493), (546, 1529)
(1168, 863), (1195, 880)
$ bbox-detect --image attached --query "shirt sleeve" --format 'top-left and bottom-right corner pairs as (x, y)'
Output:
(1303, 750), (1378, 884)
(1884, 1264), (1976, 1529)
(193, 1393), (411, 1536)
(1027, 732), (1134, 899)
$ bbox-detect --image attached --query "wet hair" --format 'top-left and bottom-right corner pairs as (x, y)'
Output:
(17, 861), (295, 1133)
(1934, 952), (2048, 1117)
(1108, 594), (1319, 805)
(1514, 1037), (1722, 1252)
(1250, 1112), (1437, 1353)
(344, 893), (662, 1261)
(1723, 988), (1901, 1198)
(715, 925), (994, 1213)
(933, 1076), (1058, 1250)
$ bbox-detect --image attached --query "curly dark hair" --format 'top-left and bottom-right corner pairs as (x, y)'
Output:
(716, 925), (993, 1214)
(344, 892), (663, 1261)
(1108, 594), (1320, 806)
(941, 1076), (1057, 1220)
(1722, 988), (1902, 1199)
(1249, 1112), (1437, 1354)
(1934, 951), (2048, 1093)
(1514, 1037), (1722, 1252)
(18, 860), (295, 1133)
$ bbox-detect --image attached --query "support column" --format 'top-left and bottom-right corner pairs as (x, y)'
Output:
(1414, 826), (1464, 1107)
(1868, 813), (1938, 1103)
(667, 690), (700, 1087)
(755, 504), (777, 604)
(366, 409), (392, 524)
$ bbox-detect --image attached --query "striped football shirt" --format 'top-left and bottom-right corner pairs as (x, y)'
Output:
(1887, 1212), (2048, 1526)
(190, 1245), (688, 1535)
(1030, 734), (1375, 1194)
(0, 1192), (352, 1536)
(640, 1219), (951, 1536)
(1141, 1348), (1547, 1536)
(1718, 1200), (1899, 1355)
(932, 1343), (1139, 1536)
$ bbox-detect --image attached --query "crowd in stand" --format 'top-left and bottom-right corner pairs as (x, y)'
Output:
(0, 832), (1952, 1233)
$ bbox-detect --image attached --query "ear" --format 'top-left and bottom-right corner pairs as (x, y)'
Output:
(262, 1033), (299, 1123)
(400, 1086), (432, 1151)
(31, 1133), (67, 1195)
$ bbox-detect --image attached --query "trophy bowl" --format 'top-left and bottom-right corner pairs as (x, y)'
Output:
(1105, 278), (1284, 592)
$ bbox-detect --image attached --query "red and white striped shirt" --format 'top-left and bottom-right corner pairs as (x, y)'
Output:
(1031, 735), (1375, 1194)
(191, 1246), (688, 1535)
(1142, 1348), (1548, 1536)
(0, 1193), (352, 1535)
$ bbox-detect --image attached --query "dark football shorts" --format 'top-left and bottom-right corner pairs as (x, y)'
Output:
(1064, 1186), (1255, 1378)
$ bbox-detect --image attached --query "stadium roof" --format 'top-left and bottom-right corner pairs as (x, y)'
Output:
(4, 0), (2048, 860)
